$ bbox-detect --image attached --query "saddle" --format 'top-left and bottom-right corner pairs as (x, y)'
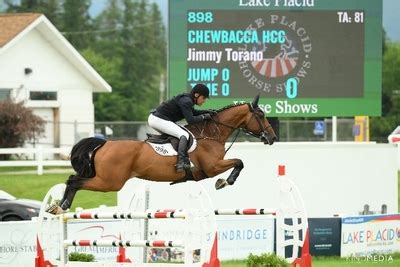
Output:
(145, 130), (196, 156)
(146, 129), (200, 185)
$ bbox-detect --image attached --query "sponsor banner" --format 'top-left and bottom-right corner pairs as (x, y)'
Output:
(309, 218), (341, 256)
(148, 216), (275, 261)
(216, 217), (275, 260)
(341, 214), (400, 257)
(0, 216), (275, 265)
(0, 219), (131, 266)
(0, 220), (37, 267)
(67, 219), (126, 261)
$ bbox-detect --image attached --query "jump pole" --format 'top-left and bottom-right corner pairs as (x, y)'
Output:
(146, 165), (311, 267)
(36, 182), (218, 267)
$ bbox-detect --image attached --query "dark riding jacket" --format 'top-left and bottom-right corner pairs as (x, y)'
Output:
(152, 93), (208, 124)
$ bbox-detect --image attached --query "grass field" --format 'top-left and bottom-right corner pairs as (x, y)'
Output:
(0, 168), (117, 210)
(222, 254), (400, 266)
(0, 168), (399, 266)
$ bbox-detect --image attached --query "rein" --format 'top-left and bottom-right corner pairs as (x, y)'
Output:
(203, 111), (267, 154)
(224, 129), (241, 154)
(192, 103), (272, 152)
(204, 119), (241, 154)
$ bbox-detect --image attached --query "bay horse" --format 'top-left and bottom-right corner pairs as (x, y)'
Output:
(48, 95), (277, 214)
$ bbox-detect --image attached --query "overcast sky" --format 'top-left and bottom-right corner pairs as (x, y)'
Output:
(383, 0), (400, 41)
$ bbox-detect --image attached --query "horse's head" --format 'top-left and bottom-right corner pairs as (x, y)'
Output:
(243, 94), (277, 145)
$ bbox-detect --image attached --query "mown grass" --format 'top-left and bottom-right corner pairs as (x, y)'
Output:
(222, 254), (400, 266)
(0, 170), (117, 210)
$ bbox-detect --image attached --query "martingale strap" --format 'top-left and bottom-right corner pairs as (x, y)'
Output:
(170, 169), (208, 185)
(170, 169), (194, 185)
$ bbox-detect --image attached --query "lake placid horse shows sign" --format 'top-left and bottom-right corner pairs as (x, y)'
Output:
(48, 95), (277, 214)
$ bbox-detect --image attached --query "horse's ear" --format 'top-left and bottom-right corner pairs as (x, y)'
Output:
(251, 94), (260, 109)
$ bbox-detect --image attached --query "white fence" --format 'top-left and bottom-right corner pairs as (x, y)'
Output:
(0, 146), (71, 175)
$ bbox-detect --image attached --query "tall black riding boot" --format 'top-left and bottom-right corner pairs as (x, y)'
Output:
(176, 136), (190, 172)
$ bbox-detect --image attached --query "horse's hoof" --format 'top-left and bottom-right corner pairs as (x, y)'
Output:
(46, 203), (65, 215)
(215, 178), (228, 190)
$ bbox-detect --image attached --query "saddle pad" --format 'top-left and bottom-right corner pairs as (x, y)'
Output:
(148, 139), (197, 156)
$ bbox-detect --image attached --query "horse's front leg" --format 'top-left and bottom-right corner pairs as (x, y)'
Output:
(204, 158), (243, 190)
(226, 159), (244, 185)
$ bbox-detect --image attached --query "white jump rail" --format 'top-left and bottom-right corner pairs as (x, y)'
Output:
(36, 165), (310, 267)
(36, 183), (218, 267)
(213, 208), (276, 216)
(64, 211), (187, 220)
(143, 165), (311, 266)
(64, 240), (185, 248)
(0, 146), (71, 174)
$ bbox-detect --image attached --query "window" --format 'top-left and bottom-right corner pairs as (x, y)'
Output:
(0, 89), (11, 100)
(29, 91), (57, 101)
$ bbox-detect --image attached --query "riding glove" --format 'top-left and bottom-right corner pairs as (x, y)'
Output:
(202, 113), (212, 120)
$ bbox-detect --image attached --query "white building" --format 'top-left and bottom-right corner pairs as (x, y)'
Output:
(0, 13), (111, 149)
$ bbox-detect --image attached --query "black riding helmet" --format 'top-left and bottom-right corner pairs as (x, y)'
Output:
(191, 84), (210, 98)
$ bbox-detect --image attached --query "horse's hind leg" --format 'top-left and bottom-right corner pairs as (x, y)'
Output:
(46, 175), (79, 214)
(46, 175), (83, 214)
(59, 175), (84, 211)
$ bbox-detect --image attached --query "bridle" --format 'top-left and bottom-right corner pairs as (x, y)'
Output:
(202, 103), (273, 145)
(243, 104), (273, 144)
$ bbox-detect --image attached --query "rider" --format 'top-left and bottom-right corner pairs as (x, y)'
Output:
(148, 84), (213, 172)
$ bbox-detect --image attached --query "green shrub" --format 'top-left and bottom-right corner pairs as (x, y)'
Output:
(68, 252), (95, 262)
(246, 253), (290, 267)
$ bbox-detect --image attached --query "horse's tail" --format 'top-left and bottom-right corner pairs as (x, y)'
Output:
(70, 137), (107, 178)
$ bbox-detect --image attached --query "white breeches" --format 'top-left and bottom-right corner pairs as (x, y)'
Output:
(148, 114), (189, 140)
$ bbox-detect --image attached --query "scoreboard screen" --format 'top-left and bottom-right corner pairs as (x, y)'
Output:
(169, 0), (382, 116)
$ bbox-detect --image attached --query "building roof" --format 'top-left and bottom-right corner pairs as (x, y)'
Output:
(0, 13), (111, 92)
(0, 13), (41, 47)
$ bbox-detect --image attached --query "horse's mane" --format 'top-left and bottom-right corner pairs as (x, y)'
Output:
(187, 102), (248, 130)
(216, 102), (248, 113)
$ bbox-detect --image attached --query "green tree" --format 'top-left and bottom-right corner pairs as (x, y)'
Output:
(80, 48), (128, 121)
(41, 0), (61, 25)
(91, 0), (166, 121)
(119, 0), (161, 120)
(149, 3), (166, 72)
(5, 0), (41, 12)
(370, 42), (400, 141)
(4, 0), (61, 25)
(61, 0), (93, 50)
(120, 0), (144, 120)
(149, 2), (167, 103)
(93, 0), (123, 58)
(133, 0), (161, 114)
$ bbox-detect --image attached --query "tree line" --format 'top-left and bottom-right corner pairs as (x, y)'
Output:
(370, 31), (400, 142)
(4, 0), (166, 121)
